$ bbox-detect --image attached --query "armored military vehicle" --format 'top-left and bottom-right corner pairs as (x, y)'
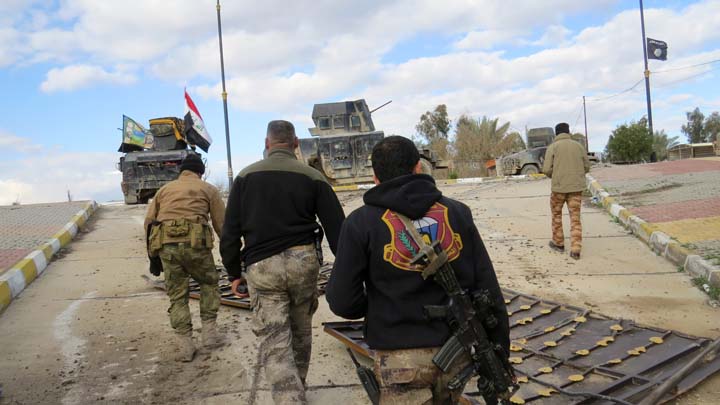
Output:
(117, 117), (197, 204)
(496, 127), (555, 176)
(296, 99), (448, 185)
(496, 128), (599, 176)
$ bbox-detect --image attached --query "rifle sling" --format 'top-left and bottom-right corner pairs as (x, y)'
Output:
(395, 213), (448, 280)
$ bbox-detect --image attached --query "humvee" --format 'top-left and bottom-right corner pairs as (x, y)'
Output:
(117, 117), (197, 204)
(296, 99), (448, 185)
(496, 128), (598, 176)
(496, 127), (555, 176)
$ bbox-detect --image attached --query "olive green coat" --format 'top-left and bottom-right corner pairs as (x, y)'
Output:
(542, 133), (591, 193)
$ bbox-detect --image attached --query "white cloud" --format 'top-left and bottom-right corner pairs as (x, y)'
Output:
(0, 180), (33, 206)
(0, 28), (23, 68)
(0, 151), (123, 204)
(0, 130), (42, 153)
(40, 64), (136, 93)
(531, 25), (572, 47)
(454, 30), (521, 50)
(3, 0), (719, 155)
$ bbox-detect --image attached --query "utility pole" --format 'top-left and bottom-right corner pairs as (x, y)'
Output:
(639, 0), (654, 136)
(582, 96), (589, 151)
(216, 0), (234, 190)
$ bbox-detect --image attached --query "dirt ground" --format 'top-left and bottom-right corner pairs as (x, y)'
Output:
(0, 178), (718, 404)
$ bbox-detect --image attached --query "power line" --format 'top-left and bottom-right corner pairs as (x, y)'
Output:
(653, 58), (720, 74)
(586, 78), (644, 102)
(654, 64), (720, 88)
(573, 101), (584, 127)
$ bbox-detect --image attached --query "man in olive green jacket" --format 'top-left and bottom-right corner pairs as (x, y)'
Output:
(542, 123), (590, 259)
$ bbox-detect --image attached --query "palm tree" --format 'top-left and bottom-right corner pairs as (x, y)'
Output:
(652, 131), (680, 161)
(453, 116), (525, 176)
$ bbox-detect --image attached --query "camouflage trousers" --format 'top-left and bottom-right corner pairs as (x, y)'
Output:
(373, 347), (472, 405)
(159, 243), (220, 335)
(550, 192), (583, 254)
(246, 244), (320, 405)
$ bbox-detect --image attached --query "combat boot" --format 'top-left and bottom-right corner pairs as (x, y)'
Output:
(201, 319), (222, 349)
(175, 331), (196, 362)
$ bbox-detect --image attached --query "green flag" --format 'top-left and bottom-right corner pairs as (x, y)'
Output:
(119, 115), (152, 152)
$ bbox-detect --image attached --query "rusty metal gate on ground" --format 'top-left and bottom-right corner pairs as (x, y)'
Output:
(145, 269), (719, 404)
(324, 289), (720, 404)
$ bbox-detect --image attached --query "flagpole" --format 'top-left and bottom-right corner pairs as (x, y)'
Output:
(639, 0), (654, 136)
(216, 0), (234, 190)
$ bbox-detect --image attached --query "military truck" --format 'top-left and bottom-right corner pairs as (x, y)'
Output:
(496, 128), (600, 176)
(296, 99), (448, 185)
(496, 127), (555, 176)
(117, 117), (197, 204)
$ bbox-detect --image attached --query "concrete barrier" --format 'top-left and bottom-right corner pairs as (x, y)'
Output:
(0, 201), (98, 313)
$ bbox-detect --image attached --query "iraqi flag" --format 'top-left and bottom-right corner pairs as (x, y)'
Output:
(183, 90), (212, 152)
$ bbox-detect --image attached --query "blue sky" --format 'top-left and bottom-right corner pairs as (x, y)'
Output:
(1, 0), (718, 204)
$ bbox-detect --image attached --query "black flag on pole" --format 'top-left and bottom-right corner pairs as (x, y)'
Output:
(647, 38), (668, 61)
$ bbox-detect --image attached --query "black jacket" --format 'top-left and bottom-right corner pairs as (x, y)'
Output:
(326, 174), (509, 352)
(220, 148), (345, 279)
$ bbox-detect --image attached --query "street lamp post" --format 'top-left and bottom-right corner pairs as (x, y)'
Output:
(639, 0), (654, 136)
(216, 0), (234, 190)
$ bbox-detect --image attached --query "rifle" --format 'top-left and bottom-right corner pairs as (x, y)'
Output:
(347, 348), (380, 405)
(397, 214), (516, 405)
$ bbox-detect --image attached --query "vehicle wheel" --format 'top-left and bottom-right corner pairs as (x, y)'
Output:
(520, 165), (539, 175)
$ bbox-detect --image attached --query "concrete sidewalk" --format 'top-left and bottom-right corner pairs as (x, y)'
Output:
(588, 159), (720, 293)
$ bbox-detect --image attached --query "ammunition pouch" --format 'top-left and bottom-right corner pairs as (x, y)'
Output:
(148, 223), (163, 258)
(189, 222), (214, 249)
(164, 218), (190, 237)
(160, 218), (213, 248)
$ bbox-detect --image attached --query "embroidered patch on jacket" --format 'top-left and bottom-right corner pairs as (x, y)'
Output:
(381, 203), (463, 271)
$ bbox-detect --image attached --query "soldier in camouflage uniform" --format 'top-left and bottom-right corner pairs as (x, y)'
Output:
(145, 154), (226, 362)
(221, 120), (344, 404)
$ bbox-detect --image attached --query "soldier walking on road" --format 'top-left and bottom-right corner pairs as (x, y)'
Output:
(327, 136), (510, 404)
(144, 154), (226, 362)
(220, 120), (345, 404)
(542, 123), (591, 259)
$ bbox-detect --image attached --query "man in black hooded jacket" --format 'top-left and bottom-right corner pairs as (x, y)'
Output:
(327, 136), (509, 404)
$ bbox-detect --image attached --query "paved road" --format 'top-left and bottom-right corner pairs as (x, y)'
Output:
(0, 179), (717, 404)
(0, 201), (92, 274)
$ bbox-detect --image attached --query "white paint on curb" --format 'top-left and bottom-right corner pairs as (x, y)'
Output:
(1, 269), (26, 298)
(27, 250), (48, 275)
(686, 255), (714, 279)
(50, 238), (61, 254)
(457, 177), (485, 184)
(609, 203), (623, 217)
(63, 222), (79, 237)
(649, 231), (672, 255)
